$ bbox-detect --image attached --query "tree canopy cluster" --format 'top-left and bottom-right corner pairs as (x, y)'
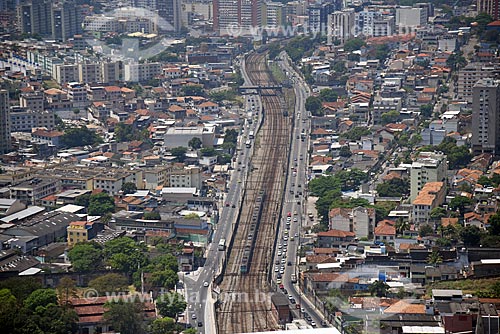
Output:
(61, 126), (102, 148)
(68, 237), (180, 291)
(305, 88), (339, 116)
(376, 178), (410, 198)
(0, 278), (78, 334)
(419, 137), (472, 170)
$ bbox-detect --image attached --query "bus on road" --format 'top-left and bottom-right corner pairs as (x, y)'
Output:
(218, 239), (226, 251)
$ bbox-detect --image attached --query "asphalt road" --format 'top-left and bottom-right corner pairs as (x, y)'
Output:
(270, 52), (327, 328)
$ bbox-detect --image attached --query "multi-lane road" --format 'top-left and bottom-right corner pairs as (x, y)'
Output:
(271, 53), (327, 328)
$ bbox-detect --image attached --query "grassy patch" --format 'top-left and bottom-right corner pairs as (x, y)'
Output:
(426, 277), (500, 296)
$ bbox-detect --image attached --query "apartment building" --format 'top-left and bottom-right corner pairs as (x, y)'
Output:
(328, 207), (376, 239)
(457, 63), (500, 104)
(412, 182), (446, 223)
(10, 107), (55, 132)
(164, 126), (215, 148)
(10, 178), (60, 206)
(67, 221), (103, 247)
(0, 90), (11, 154)
(143, 166), (172, 190)
(169, 166), (202, 190)
(395, 7), (427, 32)
(472, 78), (500, 156)
(123, 62), (162, 82)
(19, 91), (44, 111)
(410, 152), (448, 201)
(477, 0), (500, 20)
(328, 8), (356, 45)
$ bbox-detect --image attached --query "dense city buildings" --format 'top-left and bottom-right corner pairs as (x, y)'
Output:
(3, 1), (500, 333)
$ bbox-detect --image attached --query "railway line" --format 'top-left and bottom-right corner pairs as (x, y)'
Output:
(216, 52), (292, 333)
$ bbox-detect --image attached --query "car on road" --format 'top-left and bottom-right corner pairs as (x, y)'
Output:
(290, 298), (296, 304)
(225, 202), (230, 207)
(274, 266), (279, 272)
(301, 307), (305, 313)
(283, 289), (288, 295)
(288, 294), (293, 300)
(277, 251), (282, 256)
(311, 321), (316, 327)
(283, 236), (288, 241)
(203, 281), (209, 287)
(294, 233), (299, 237)
(279, 284), (284, 289)
(232, 204), (236, 208)
(192, 314), (197, 319)
(321, 321), (328, 327)
(276, 278), (282, 284)
(290, 236), (294, 241)
(293, 217), (298, 222)
(286, 217), (291, 222)
(279, 269), (284, 274)
(281, 259), (286, 264)
(287, 261), (292, 266)
(198, 322), (203, 327)
(287, 212), (291, 217)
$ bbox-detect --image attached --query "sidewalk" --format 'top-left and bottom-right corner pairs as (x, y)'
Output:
(204, 287), (217, 334)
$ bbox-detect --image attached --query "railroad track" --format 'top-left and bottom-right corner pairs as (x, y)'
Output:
(216, 52), (291, 333)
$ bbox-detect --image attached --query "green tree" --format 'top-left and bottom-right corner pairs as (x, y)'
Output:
(339, 146), (352, 158)
(376, 178), (410, 197)
(395, 219), (409, 235)
(181, 85), (204, 96)
(61, 126), (102, 148)
(68, 242), (103, 272)
(449, 196), (473, 214)
(88, 192), (115, 216)
(56, 277), (77, 305)
(188, 137), (202, 150)
(121, 182), (137, 195)
(460, 225), (481, 247)
(427, 251), (443, 265)
(74, 193), (91, 207)
(339, 127), (371, 141)
(156, 292), (187, 317)
(305, 96), (323, 116)
(143, 211), (161, 220)
(149, 317), (178, 334)
(0, 277), (42, 301)
(150, 270), (178, 289)
(344, 38), (366, 52)
(419, 104), (433, 118)
(430, 207), (448, 220)
(24, 289), (58, 311)
(200, 147), (216, 156)
(104, 237), (148, 274)
(89, 273), (129, 294)
(319, 88), (338, 102)
(381, 110), (400, 125)
(488, 212), (500, 235)
(419, 224), (434, 237)
(170, 146), (187, 162)
(0, 289), (19, 333)
(103, 299), (146, 334)
(368, 280), (390, 297)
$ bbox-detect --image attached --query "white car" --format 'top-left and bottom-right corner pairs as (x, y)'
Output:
(203, 281), (209, 287)
(192, 314), (197, 319)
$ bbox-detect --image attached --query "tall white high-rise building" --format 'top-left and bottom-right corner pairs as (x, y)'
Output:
(327, 8), (355, 45)
(0, 90), (11, 154)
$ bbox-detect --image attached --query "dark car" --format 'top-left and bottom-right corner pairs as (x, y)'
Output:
(290, 298), (296, 304)
(287, 261), (292, 266)
(198, 322), (203, 327)
(232, 204), (236, 208)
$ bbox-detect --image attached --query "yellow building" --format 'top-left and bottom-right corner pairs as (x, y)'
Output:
(67, 221), (102, 247)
